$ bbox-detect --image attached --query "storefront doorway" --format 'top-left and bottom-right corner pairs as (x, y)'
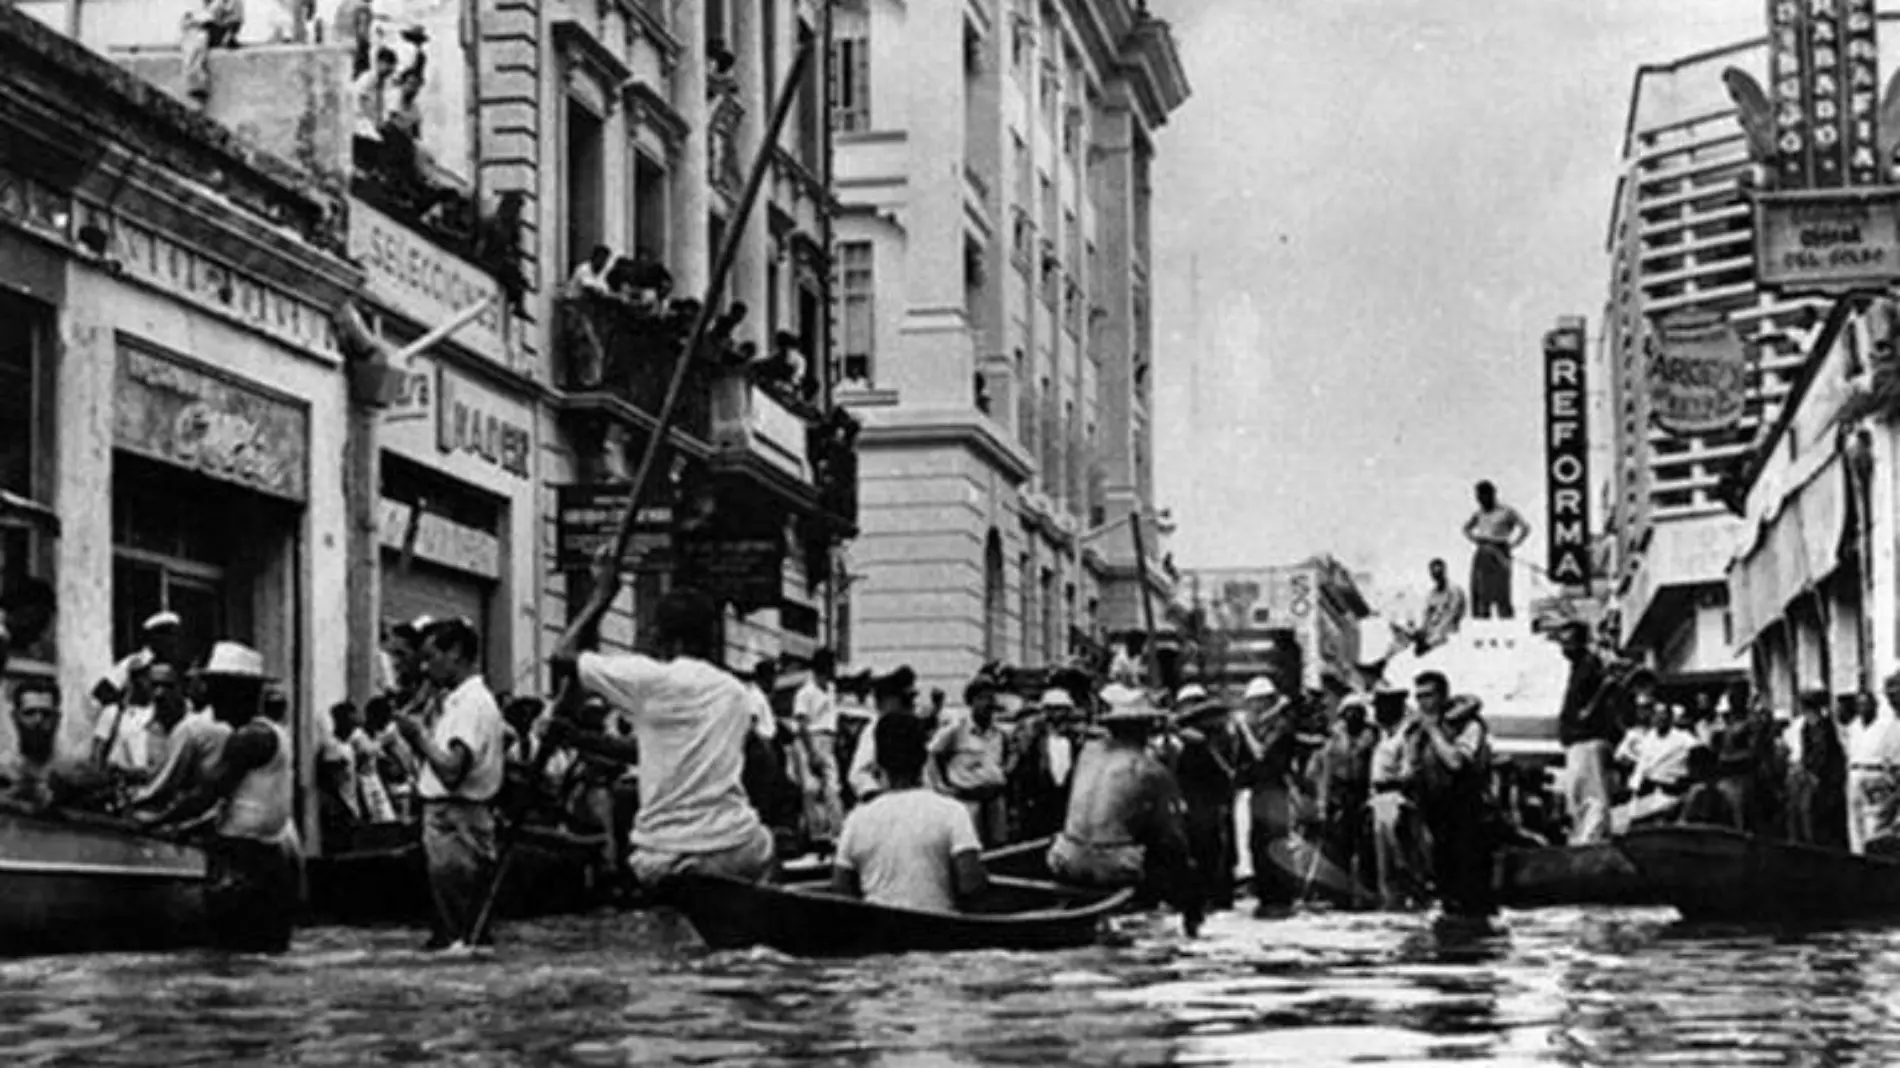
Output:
(111, 454), (294, 669)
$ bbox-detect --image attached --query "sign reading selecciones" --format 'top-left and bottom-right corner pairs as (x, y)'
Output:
(552, 483), (673, 571)
(114, 344), (310, 501)
(349, 199), (513, 372)
(1645, 309), (1749, 435)
(1543, 320), (1590, 587)
(1755, 188), (1900, 293)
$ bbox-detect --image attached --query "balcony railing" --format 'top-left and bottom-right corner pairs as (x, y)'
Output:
(554, 294), (712, 442)
(713, 372), (814, 482)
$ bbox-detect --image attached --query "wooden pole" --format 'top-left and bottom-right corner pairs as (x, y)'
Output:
(466, 35), (818, 947)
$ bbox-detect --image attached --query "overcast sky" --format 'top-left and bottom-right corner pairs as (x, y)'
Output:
(1146, 0), (1771, 599)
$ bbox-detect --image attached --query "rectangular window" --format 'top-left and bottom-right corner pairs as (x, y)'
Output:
(832, 35), (871, 132)
(1020, 553), (1036, 664)
(633, 152), (668, 261)
(565, 99), (606, 279)
(707, 0), (729, 49)
(837, 241), (876, 385)
(0, 290), (51, 668)
(798, 21), (823, 167)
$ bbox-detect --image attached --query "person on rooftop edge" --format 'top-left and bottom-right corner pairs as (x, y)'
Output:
(549, 550), (774, 891)
(833, 712), (989, 913)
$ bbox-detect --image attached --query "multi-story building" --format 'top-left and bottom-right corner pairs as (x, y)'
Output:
(1188, 558), (1370, 696)
(831, 0), (1187, 694)
(16, 0), (859, 846)
(1602, 39), (1832, 689)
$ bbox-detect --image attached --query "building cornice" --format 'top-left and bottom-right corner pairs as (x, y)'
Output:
(624, 79), (690, 148)
(853, 409), (1035, 485)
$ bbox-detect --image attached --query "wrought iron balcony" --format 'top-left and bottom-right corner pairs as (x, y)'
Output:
(553, 293), (713, 443)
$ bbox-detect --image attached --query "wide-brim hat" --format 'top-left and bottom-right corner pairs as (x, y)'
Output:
(1241, 676), (1279, 701)
(202, 641), (267, 680)
(1100, 683), (1164, 724)
(142, 610), (182, 632)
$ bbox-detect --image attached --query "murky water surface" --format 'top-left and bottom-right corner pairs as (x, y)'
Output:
(4, 904), (1900, 1066)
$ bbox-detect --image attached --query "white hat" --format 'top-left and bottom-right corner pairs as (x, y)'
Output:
(1039, 688), (1077, 709)
(1176, 683), (1209, 705)
(202, 641), (267, 679)
(1100, 683), (1163, 724)
(142, 610), (182, 631)
(1242, 676), (1280, 701)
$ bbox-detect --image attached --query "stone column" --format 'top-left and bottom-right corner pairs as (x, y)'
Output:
(674, 0), (710, 297)
(731, 0), (769, 340)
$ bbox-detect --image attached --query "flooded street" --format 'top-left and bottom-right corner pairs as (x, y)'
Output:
(7, 904), (1900, 1066)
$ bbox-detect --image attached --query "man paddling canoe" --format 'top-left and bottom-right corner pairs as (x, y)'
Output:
(550, 556), (773, 890)
(1047, 684), (1205, 936)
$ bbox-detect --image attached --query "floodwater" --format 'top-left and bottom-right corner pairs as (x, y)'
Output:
(5, 904), (1900, 1067)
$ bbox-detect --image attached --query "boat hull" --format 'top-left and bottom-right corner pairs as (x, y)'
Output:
(1620, 825), (1900, 922)
(305, 822), (609, 925)
(665, 873), (1133, 956)
(0, 808), (212, 956)
(1495, 841), (1661, 908)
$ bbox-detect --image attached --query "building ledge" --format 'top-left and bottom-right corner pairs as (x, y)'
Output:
(854, 407), (1035, 485)
(549, 391), (713, 459)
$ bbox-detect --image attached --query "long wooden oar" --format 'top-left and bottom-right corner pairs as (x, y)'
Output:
(464, 36), (818, 947)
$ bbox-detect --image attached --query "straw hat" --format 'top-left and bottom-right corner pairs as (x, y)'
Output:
(1038, 688), (1077, 710)
(142, 610), (182, 632)
(202, 641), (267, 680)
(1100, 683), (1163, 724)
(1242, 676), (1279, 701)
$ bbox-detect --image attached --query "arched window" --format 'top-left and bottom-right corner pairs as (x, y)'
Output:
(983, 530), (1005, 661)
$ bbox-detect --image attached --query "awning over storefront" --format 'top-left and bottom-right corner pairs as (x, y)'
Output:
(1729, 447), (1850, 650)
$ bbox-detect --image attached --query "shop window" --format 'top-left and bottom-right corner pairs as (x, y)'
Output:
(566, 98), (606, 278)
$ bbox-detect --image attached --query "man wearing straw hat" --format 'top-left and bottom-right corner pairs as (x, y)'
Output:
(141, 640), (301, 952)
(1048, 683), (1205, 936)
(1173, 684), (1243, 910)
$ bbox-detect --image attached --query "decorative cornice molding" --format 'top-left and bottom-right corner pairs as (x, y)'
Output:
(553, 18), (632, 114)
(623, 79), (690, 147)
(857, 412), (1035, 485)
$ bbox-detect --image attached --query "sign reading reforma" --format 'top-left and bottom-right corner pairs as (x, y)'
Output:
(436, 367), (532, 480)
(552, 483), (673, 571)
(1755, 187), (1900, 293)
(1645, 309), (1749, 435)
(349, 199), (513, 371)
(114, 343), (310, 501)
(1543, 320), (1590, 586)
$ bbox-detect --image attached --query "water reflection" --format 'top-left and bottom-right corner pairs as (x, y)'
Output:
(5, 905), (1900, 1065)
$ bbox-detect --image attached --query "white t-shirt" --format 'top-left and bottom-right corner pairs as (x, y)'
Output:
(795, 679), (837, 735)
(578, 651), (766, 855)
(835, 787), (981, 912)
(1632, 729), (1697, 793)
(93, 702), (155, 774)
(745, 684), (777, 741)
(417, 675), (505, 802)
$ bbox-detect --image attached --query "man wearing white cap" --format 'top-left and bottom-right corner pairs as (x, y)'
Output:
(1047, 683), (1205, 936)
(93, 610), (184, 710)
(1008, 687), (1080, 839)
(1237, 675), (1302, 908)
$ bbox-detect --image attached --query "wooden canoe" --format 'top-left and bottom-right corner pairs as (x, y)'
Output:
(0, 804), (214, 956)
(1494, 840), (1662, 908)
(663, 872), (1133, 956)
(305, 820), (610, 925)
(1619, 825), (1900, 922)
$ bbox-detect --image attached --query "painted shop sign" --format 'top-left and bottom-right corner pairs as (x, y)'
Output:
(1754, 188), (1900, 293)
(349, 200), (513, 372)
(436, 367), (532, 480)
(1645, 309), (1748, 435)
(1764, 0), (1881, 189)
(1543, 320), (1590, 586)
(114, 344), (310, 501)
(376, 498), (503, 580)
(553, 483), (673, 571)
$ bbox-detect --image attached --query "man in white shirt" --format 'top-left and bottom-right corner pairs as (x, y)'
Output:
(396, 618), (505, 949)
(92, 653), (156, 775)
(833, 712), (987, 912)
(794, 650), (844, 845)
(551, 577), (773, 890)
(1852, 684), (1900, 852)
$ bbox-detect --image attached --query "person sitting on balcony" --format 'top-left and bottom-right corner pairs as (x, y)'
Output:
(568, 246), (616, 301)
(183, 0), (245, 105)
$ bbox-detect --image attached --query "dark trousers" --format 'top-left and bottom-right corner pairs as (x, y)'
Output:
(207, 834), (301, 953)
(1185, 798), (1235, 910)
(421, 800), (499, 944)
(1424, 792), (1494, 917)
(1470, 547), (1513, 619)
(1249, 785), (1296, 905)
(1324, 786), (1372, 897)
